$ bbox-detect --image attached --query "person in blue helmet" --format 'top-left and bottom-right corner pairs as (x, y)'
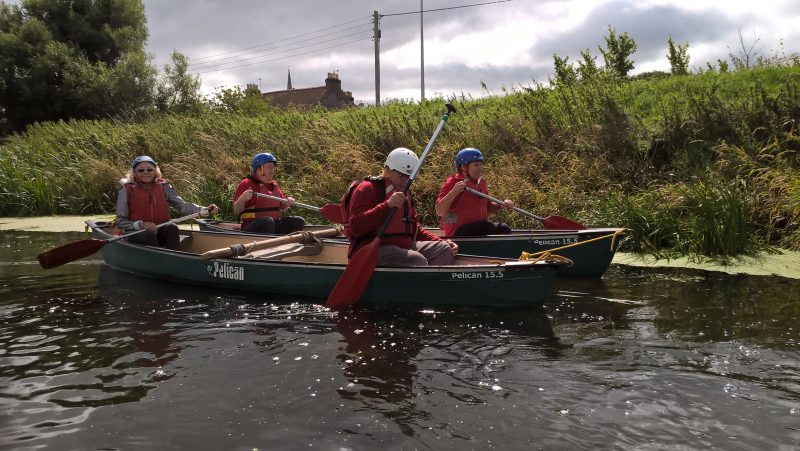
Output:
(232, 151), (305, 234)
(116, 156), (219, 249)
(435, 148), (514, 237)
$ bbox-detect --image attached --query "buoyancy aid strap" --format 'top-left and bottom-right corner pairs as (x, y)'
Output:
(239, 206), (281, 221)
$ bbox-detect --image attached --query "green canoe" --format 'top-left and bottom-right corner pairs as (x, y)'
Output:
(440, 228), (626, 277)
(195, 219), (626, 278)
(88, 220), (566, 308)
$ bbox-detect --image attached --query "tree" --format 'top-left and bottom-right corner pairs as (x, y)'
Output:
(155, 50), (203, 114)
(667, 36), (690, 75)
(0, 0), (156, 135)
(705, 59), (730, 73)
(577, 49), (599, 80)
(598, 25), (637, 78)
(552, 54), (577, 86)
(728, 27), (762, 70)
(206, 85), (274, 116)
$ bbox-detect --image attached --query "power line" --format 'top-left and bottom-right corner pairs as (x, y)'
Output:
(187, 0), (512, 68)
(195, 37), (372, 74)
(382, 0), (513, 17)
(189, 28), (373, 71)
(188, 22), (372, 69)
(187, 15), (372, 63)
(188, 0), (515, 91)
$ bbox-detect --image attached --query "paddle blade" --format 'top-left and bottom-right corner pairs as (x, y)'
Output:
(542, 215), (586, 230)
(36, 239), (108, 269)
(320, 203), (345, 224)
(325, 238), (380, 308)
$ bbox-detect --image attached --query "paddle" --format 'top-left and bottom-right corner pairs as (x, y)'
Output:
(464, 186), (586, 230)
(253, 192), (343, 223)
(319, 203), (345, 224)
(37, 211), (205, 269)
(200, 227), (341, 260)
(253, 192), (319, 212)
(326, 103), (457, 308)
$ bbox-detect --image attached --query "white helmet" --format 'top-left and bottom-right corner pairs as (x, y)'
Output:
(384, 147), (419, 176)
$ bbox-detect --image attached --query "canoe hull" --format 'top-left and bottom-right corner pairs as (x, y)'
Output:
(452, 229), (624, 277)
(195, 219), (625, 278)
(93, 225), (561, 308)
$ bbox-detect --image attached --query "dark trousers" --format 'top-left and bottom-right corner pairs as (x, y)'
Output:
(376, 241), (455, 267)
(452, 220), (512, 237)
(127, 223), (180, 250)
(243, 216), (306, 235)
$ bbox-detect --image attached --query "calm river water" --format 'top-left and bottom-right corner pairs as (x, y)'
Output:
(1, 231), (799, 450)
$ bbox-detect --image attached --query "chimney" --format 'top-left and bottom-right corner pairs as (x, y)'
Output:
(325, 71), (341, 93)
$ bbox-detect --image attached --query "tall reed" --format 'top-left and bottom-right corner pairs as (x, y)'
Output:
(1, 65), (799, 256)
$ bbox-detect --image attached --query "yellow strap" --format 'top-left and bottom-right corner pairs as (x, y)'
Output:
(519, 229), (626, 260)
(519, 251), (574, 266)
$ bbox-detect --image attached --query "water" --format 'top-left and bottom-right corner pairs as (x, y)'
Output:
(1, 231), (799, 450)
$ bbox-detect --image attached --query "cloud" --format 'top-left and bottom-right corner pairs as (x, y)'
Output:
(140, 0), (800, 103)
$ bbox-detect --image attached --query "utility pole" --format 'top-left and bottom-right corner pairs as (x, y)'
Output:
(420, 0), (425, 101)
(373, 10), (381, 106)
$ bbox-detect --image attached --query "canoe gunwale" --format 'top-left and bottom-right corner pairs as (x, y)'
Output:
(85, 220), (564, 272)
(194, 218), (626, 238)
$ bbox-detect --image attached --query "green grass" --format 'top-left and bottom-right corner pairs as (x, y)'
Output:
(1, 64), (799, 258)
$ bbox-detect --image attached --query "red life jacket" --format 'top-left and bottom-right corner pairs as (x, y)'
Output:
(238, 176), (284, 225)
(440, 174), (490, 236)
(339, 176), (381, 238)
(125, 180), (171, 224)
(342, 176), (417, 257)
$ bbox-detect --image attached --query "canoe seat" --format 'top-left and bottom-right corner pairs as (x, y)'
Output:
(245, 242), (324, 261)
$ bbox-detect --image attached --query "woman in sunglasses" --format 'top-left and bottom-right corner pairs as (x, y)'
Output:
(115, 155), (219, 249)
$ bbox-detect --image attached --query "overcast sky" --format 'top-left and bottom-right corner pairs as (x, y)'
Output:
(142, 0), (800, 104)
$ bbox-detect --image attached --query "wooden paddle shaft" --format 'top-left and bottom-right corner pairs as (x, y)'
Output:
(200, 227), (341, 260)
(464, 187), (544, 221)
(106, 211), (205, 244)
(253, 192), (320, 212)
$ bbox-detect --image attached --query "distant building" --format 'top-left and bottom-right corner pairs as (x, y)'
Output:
(260, 71), (355, 110)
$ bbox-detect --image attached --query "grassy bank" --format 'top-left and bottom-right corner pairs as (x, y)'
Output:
(1, 65), (798, 258)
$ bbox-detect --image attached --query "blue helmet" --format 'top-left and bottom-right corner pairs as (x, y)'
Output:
(131, 155), (157, 169)
(455, 148), (484, 169)
(251, 152), (277, 172)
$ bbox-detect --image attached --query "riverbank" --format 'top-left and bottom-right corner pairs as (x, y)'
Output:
(0, 215), (194, 233)
(3, 215), (799, 279)
(613, 251), (800, 280)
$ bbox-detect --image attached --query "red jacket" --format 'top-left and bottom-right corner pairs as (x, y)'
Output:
(234, 176), (285, 226)
(125, 181), (170, 224)
(346, 177), (440, 258)
(436, 174), (501, 236)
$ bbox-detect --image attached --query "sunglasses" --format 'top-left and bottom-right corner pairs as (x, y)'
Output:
(136, 168), (155, 173)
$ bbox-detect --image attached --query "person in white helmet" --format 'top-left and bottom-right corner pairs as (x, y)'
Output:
(342, 147), (458, 266)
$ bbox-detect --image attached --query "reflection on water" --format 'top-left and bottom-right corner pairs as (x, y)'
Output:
(334, 306), (561, 437)
(1, 231), (799, 449)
